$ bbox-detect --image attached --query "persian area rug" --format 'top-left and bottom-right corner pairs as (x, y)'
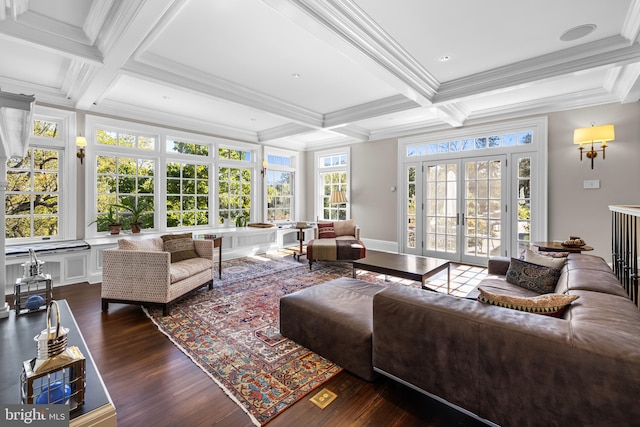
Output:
(145, 254), (377, 426)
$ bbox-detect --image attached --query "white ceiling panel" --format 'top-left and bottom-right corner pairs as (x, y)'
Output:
(0, 38), (69, 88)
(107, 74), (290, 132)
(145, 0), (398, 113)
(356, 0), (631, 82)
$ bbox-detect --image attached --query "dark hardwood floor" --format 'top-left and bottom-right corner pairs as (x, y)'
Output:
(43, 282), (487, 427)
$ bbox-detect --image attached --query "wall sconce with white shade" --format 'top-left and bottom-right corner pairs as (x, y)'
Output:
(260, 159), (267, 176)
(329, 190), (348, 204)
(573, 123), (615, 169)
(76, 136), (86, 164)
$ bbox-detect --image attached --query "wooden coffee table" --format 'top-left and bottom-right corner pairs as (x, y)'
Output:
(353, 251), (451, 293)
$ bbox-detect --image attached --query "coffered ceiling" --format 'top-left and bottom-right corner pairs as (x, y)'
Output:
(1, 0), (639, 150)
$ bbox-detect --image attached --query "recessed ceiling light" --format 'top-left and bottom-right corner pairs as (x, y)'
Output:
(439, 55), (451, 62)
(162, 95), (170, 100)
(291, 73), (301, 78)
(560, 24), (596, 42)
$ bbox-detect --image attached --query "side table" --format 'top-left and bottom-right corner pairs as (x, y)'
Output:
(293, 227), (310, 261)
(532, 241), (594, 253)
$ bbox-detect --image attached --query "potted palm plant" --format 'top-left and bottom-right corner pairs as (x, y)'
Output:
(89, 206), (122, 235)
(115, 198), (150, 233)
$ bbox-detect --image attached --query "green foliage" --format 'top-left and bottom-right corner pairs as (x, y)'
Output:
(89, 205), (121, 230)
(114, 198), (152, 225)
(5, 148), (60, 238)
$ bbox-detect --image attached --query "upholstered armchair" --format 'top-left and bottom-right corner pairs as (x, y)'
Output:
(101, 234), (216, 315)
(307, 219), (366, 269)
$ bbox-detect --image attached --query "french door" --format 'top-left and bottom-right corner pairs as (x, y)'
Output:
(423, 155), (507, 265)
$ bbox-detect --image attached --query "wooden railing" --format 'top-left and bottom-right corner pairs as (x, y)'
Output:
(610, 205), (639, 308)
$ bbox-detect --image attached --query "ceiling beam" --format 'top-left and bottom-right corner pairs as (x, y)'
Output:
(435, 36), (640, 104)
(72, 0), (184, 110)
(323, 94), (419, 128)
(258, 123), (315, 142)
(0, 13), (102, 65)
(605, 63), (640, 103)
(261, 0), (439, 106)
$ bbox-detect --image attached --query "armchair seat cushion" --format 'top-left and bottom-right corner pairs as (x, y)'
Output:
(170, 257), (214, 283)
(307, 239), (366, 261)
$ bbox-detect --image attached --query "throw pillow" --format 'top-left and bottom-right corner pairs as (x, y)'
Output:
(506, 258), (562, 294)
(524, 249), (567, 269)
(118, 237), (163, 251)
(317, 222), (336, 239)
(477, 286), (579, 317)
(161, 233), (198, 263)
(333, 219), (356, 237)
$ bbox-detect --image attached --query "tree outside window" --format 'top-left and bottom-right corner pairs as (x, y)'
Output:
(218, 167), (251, 225)
(96, 154), (155, 232)
(266, 170), (292, 221)
(5, 148), (60, 238)
(166, 161), (209, 227)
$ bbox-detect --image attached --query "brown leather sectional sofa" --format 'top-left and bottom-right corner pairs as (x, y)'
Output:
(373, 254), (640, 426)
(281, 253), (640, 426)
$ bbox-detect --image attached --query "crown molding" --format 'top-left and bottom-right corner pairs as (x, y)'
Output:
(323, 94), (419, 128)
(331, 124), (369, 141)
(90, 99), (259, 143)
(605, 63), (640, 102)
(74, 0), (180, 110)
(258, 123), (314, 142)
(465, 89), (620, 124)
(129, 54), (324, 128)
(622, 0), (640, 43)
(83, 0), (115, 46)
(2, 0), (29, 21)
(435, 36), (640, 103)
(0, 15), (102, 65)
(365, 88), (620, 143)
(429, 102), (469, 127)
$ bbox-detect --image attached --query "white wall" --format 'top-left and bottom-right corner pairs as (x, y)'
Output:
(548, 102), (640, 259)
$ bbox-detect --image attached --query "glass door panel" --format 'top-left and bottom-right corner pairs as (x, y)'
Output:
(424, 162), (459, 258)
(462, 157), (505, 265)
(423, 156), (506, 265)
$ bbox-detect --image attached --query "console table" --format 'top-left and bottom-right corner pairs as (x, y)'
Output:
(0, 300), (116, 427)
(532, 241), (594, 253)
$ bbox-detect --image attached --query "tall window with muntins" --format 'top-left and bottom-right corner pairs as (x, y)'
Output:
(5, 119), (62, 240)
(266, 154), (294, 222)
(517, 157), (531, 256)
(95, 129), (155, 232)
(166, 139), (210, 228)
(406, 166), (417, 249)
(166, 161), (209, 227)
(318, 152), (348, 221)
(218, 147), (252, 225)
(321, 172), (347, 220)
(6, 147), (60, 239)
